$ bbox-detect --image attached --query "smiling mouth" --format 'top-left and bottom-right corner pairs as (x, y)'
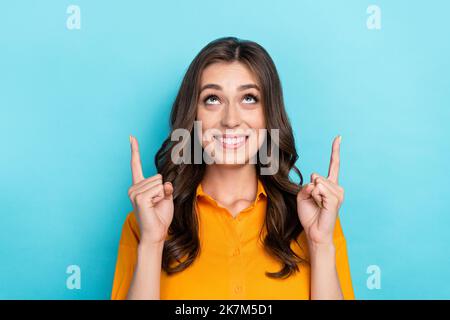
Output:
(214, 135), (249, 149)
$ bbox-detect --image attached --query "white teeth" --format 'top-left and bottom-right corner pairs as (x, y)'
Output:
(218, 136), (246, 145)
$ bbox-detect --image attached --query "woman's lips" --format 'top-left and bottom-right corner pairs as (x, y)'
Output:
(214, 135), (249, 149)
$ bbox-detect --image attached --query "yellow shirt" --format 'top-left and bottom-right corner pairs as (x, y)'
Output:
(111, 179), (355, 299)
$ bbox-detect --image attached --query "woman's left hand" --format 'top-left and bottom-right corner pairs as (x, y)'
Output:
(297, 135), (344, 247)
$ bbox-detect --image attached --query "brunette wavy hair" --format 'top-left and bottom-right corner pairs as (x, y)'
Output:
(155, 36), (305, 279)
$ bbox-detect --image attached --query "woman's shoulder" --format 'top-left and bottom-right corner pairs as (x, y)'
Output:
(118, 211), (141, 247)
(292, 215), (347, 258)
(333, 215), (346, 242)
(119, 211), (173, 247)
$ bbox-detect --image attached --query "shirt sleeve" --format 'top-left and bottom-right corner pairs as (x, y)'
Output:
(111, 212), (140, 300)
(333, 216), (355, 300)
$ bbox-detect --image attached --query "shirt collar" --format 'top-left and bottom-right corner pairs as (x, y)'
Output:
(196, 178), (267, 201)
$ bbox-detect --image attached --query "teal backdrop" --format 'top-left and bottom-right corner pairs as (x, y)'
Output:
(1, 0), (449, 299)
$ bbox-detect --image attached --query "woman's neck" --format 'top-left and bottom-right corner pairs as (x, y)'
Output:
(201, 164), (258, 207)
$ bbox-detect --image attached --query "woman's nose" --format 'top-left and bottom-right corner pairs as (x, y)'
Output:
(221, 103), (241, 128)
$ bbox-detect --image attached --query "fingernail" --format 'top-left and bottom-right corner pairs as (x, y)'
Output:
(129, 135), (133, 145)
(338, 135), (342, 143)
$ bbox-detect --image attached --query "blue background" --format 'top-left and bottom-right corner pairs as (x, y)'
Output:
(1, 0), (449, 299)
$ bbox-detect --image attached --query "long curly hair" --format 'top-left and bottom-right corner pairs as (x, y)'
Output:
(155, 36), (305, 279)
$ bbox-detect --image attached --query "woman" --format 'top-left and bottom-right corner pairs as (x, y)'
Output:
(111, 37), (354, 300)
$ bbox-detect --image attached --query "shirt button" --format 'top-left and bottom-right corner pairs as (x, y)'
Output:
(234, 285), (242, 293)
(232, 248), (240, 256)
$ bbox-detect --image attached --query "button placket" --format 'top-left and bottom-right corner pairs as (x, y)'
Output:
(231, 218), (242, 258)
(229, 215), (245, 298)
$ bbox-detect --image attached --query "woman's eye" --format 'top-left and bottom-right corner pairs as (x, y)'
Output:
(243, 94), (258, 104)
(204, 95), (220, 105)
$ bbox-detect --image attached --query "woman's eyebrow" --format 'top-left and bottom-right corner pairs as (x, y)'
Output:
(200, 83), (222, 92)
(238, 84), (260, 91)
(200, 83), (260, 93)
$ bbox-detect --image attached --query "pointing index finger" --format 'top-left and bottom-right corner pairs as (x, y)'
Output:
(130, 135), (144, 184)
(327, 135), (341, 183)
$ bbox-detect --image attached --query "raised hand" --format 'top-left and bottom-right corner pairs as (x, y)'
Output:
(127, 135), (174, 245)
(296, 135), (344, 247)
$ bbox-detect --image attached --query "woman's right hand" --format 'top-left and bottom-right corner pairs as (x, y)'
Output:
(127, 135), (174, 246)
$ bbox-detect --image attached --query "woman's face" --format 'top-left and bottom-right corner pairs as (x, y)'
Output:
(196, 61), (266, 165)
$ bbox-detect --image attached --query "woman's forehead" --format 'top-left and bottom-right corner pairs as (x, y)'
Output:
(200, 61), (260, 88)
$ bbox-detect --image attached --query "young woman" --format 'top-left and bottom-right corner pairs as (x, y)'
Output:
(111, 37), (354, 300)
